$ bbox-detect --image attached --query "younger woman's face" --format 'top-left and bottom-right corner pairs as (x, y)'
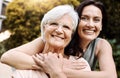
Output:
(78, 5), (102, 41)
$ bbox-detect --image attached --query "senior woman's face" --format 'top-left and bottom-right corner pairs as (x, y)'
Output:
(78, 5), (102, 41)
(44, 14), (73, 48)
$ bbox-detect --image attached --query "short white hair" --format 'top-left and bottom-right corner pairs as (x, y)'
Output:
(41, 4), (79, 39)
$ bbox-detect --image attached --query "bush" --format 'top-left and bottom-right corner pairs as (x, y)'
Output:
(2, 0), (80, 51)
(0, 42), (6, 57)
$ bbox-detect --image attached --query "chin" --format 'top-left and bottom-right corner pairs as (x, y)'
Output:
(51, 44), (64, 48)
(83, 36), (97, 41)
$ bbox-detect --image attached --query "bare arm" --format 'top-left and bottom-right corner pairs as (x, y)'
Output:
(97, 39), (117, 78)
(63, 39), (117, 78)
(0, 37), (44, 69)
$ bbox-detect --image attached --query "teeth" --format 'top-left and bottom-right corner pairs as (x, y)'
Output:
(83, 30), (95, 35)
(53, 35), (63, 40)
(84, 30), (94, 33)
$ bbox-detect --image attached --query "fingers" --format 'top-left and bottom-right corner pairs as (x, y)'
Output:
(73, 61), (88, 69)
(32, 64), (44, 71)
(32, 55), (45, 71)
(72, 61), (87, 66)
(36, 54), (45, 62)
(32, 55), (44, 67)
(71, 61), (87, 69)
(32, 53), (59, 66)
(33, 52), (63, 67)
(63, 58), (88, 70)
(48, 52), (58, 57)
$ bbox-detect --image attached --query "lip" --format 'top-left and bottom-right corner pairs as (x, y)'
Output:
(51, 35), (64, 39)
(83, 29), (95, 34)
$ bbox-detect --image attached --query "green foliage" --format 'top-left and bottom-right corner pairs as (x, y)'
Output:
(1, 0), (80, 51)
(98, 0), (120, 44)
(0, 42), (6, 57)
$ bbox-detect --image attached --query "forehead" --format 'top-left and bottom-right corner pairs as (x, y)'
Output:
(53, 14), (73, 27)
(57, 14), (72, 22)
(82, 5), (102, 17)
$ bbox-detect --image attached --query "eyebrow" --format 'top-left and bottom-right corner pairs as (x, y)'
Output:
(81, 15), (102, 18)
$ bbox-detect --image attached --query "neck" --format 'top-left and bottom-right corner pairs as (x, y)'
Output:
(79, 39), (91, 52)
(42, 43), (64, 55)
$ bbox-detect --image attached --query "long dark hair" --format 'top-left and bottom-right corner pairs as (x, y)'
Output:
(64, 0), (107, 57)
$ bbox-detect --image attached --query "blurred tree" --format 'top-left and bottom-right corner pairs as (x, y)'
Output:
(0, 0), (80, 54)
(100, 0), (120, 44)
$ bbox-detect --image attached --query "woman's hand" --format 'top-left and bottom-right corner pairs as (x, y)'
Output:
(32, 53), (90, 72)
(62, 57), (91, 75)
(32, 52), (64, 74)
(63, 58), (88, 70)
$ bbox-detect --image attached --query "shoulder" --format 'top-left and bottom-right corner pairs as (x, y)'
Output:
(97, 38), (111, 47)
(95, 38), (112, 55)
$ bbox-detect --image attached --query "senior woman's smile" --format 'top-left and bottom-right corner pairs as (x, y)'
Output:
(51, 34), (64, 40)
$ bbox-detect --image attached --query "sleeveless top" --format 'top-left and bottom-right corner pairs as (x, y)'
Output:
(83, 38), (100, 70)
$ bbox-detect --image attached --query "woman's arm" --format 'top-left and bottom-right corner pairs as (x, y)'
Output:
(63, 39), (117, 78)
(0, 37), (45, 69)
(96, 39), (117, 78)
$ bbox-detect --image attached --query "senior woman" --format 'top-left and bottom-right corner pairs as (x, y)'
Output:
(7, 5), (90, 78)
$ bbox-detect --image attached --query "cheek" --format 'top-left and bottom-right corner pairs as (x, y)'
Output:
(97, 24), (102, 31)
(78, 21), (85, 28)
(77, 23), (83, 33)
(44, 28), (52, 40)
(44, 31), (48, 41)
(67, 34), (72, 41)
(65, 31), (72, 41)
(99, 26), (102, 31)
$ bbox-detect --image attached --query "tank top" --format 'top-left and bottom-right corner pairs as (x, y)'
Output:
(83, 38), (100, 70)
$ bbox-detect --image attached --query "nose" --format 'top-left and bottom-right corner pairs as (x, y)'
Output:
(55, 26), (63, 34)
(87, 20), (94, 27)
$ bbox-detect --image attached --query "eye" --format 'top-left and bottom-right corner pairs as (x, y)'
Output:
(49, 22), (58, 26)
(63, 25), (71, 30)
(94, 17), (101, 23)
(81, 16), (89, 21)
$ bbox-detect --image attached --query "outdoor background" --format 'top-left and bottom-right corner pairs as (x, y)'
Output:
(0, 0), (120, 78)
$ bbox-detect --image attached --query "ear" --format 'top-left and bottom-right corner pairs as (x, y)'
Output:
(43, 24), (48, 29)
